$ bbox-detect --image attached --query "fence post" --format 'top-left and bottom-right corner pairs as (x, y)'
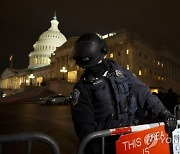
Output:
(174, 104), (180, 119)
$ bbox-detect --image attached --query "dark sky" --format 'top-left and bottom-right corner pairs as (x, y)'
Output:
(0, 0), (180, 74)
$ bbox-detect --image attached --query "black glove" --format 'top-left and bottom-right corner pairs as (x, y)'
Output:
(160, 110), (177, 133)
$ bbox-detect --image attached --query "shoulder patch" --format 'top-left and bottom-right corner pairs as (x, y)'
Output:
(71, 89), (80, 106)
(115, 70), (124, 78)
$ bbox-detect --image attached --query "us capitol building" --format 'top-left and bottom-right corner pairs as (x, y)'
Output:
(0, 14), (180, 96)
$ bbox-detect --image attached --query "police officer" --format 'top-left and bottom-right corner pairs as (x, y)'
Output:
(70, 33), (176, 154)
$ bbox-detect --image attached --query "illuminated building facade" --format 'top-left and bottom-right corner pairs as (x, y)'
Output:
(53, 29), (180, 94)
(0, 26), (180, 95)
(0, 68), (30, 90)
(105, 29), (180, 93)
(28, 14), (67, 69)
(50, 37), (79, 82)
(0, 14), (66, 90)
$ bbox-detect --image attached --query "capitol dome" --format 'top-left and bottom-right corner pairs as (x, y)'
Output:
(28, 14), (67, 69)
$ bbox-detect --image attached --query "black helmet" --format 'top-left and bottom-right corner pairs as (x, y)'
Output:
(71, 33), (108, 68)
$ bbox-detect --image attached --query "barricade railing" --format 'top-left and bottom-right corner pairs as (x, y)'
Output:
(77, 122), (164, 154)
(0, 132), (60, 154)
(174, 104), (180, 120)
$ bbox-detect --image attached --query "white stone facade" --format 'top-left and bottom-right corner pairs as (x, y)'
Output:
(28, 15), (67, 69)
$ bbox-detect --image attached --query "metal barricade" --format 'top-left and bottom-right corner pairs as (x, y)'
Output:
(77, 123), (164, 154)
(0, 132), (60, 154)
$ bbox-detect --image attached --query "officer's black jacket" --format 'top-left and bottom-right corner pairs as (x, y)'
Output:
(71, 59), (166, 141)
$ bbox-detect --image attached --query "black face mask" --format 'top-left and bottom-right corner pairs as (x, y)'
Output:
(85, 60), (108, 77)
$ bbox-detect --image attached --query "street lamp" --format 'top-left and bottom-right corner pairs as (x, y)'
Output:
(29, 74), (35, 85)
(60, 67), (67, 80)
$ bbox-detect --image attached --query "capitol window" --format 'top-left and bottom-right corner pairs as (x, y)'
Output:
(150, 70), (152, 75)
(102, 34), (108, 39)
(118, 51), (121, 56)
(126, 49), (129, 55)
(139, 66), (142, 76)
(110, 53), (113, 58)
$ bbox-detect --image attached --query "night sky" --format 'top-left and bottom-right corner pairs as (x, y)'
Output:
(0, 0), (180, 74)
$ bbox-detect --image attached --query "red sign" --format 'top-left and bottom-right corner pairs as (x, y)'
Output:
(116, 125), (170, 154)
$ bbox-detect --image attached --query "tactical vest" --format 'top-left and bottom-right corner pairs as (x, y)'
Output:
(83, 61), (137, 128)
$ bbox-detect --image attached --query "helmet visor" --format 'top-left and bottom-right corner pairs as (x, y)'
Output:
(69, 41), (103, 68)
